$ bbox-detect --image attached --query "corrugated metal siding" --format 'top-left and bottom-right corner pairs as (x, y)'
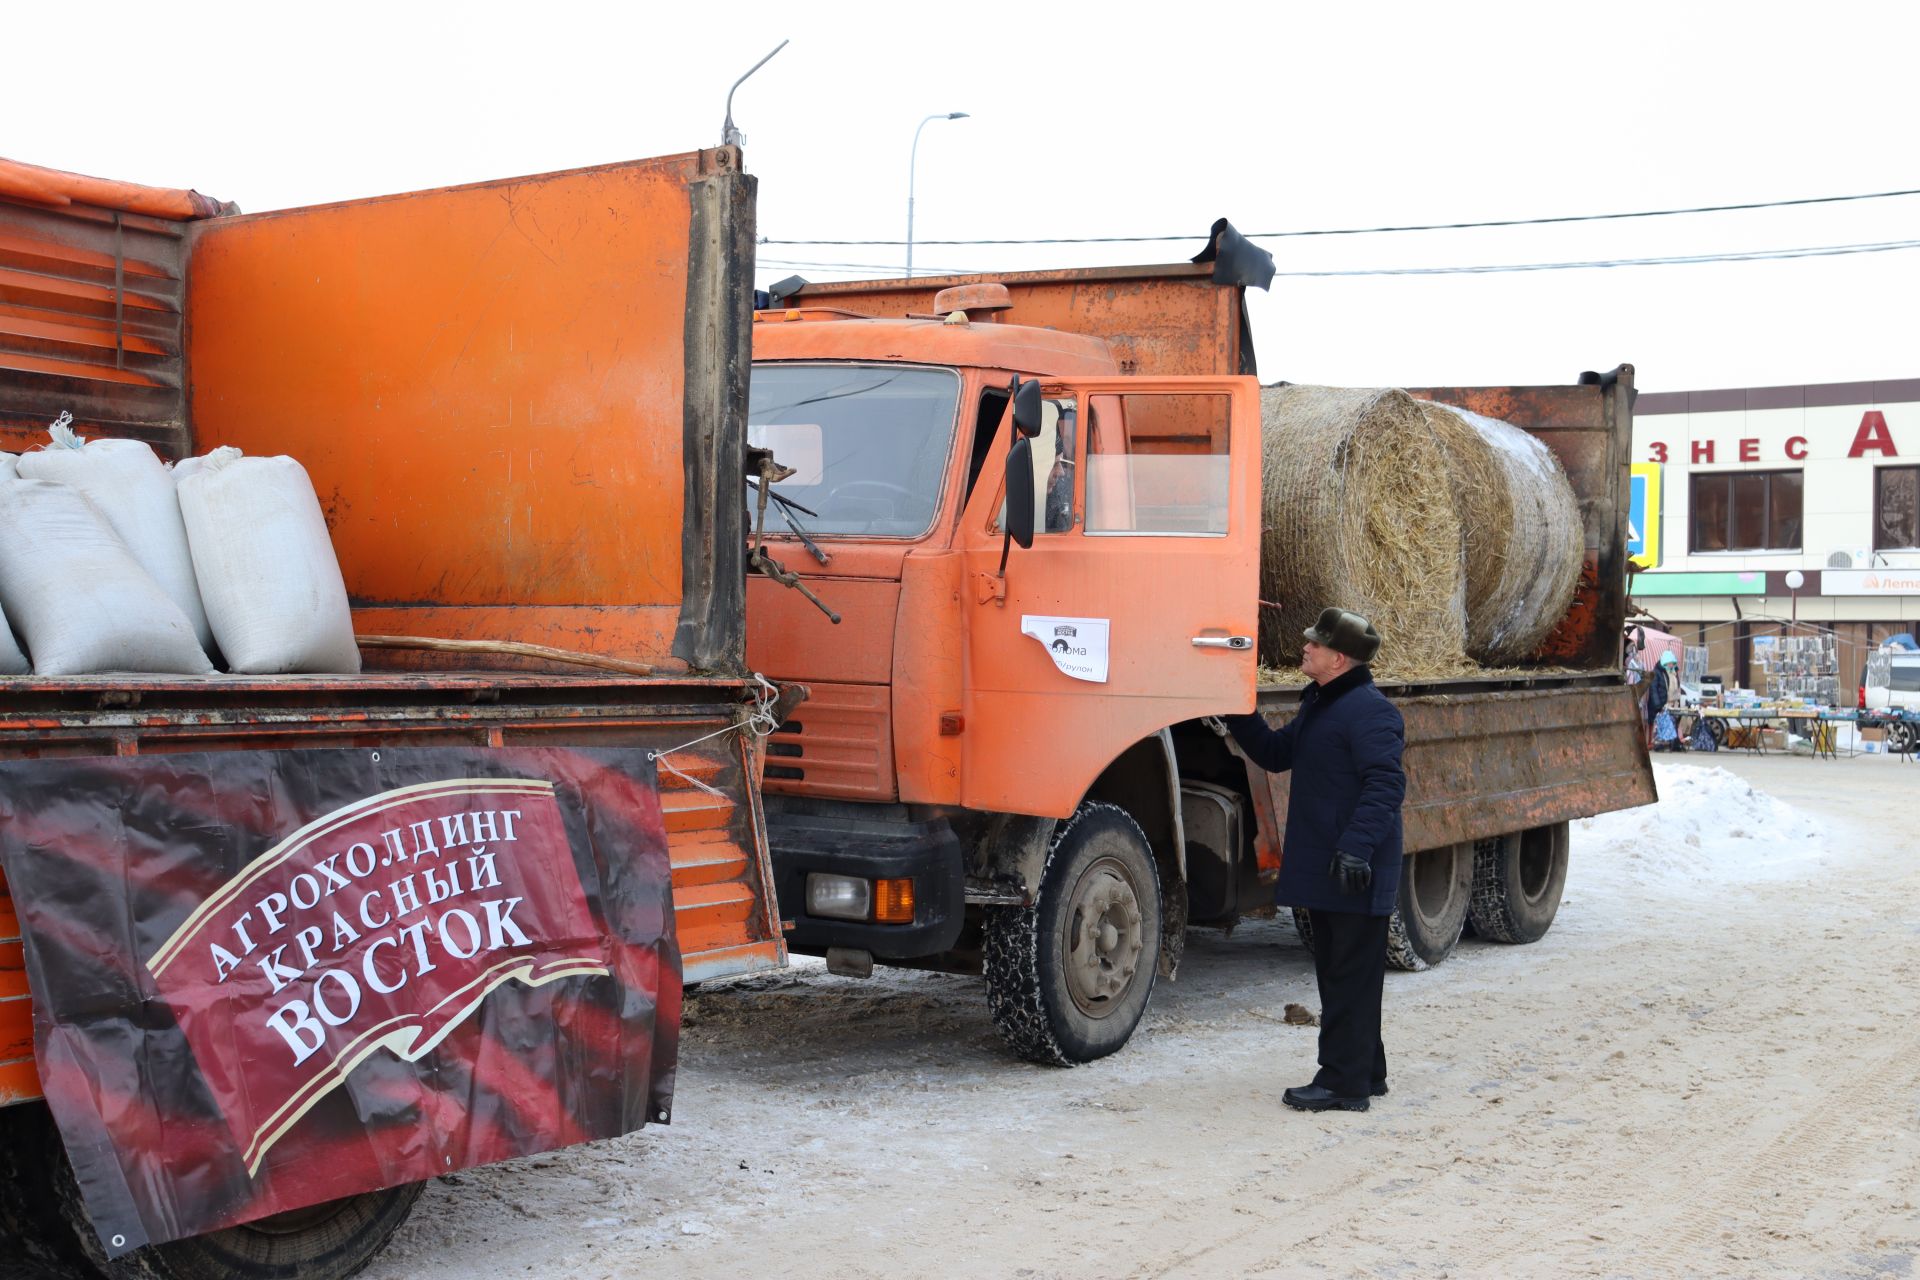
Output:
(760, 680), (897, 800)
(0, 197), (188, 456)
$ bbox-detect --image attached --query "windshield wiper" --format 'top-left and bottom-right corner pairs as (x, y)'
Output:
(746, 479), (831, 565)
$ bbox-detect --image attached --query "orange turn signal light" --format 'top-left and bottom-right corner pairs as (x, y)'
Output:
(873, 877), (916, 924)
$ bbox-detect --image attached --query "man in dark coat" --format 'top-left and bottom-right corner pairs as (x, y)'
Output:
(1223, 607), (1406, 1113)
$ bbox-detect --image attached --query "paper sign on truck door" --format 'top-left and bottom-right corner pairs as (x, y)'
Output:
(0, 746), (679, 1258)
(1021, 614), (1110, 683)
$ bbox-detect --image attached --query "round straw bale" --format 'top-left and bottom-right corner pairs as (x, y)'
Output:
(1421, 400), (1583, 661)
(1258, 385), (1467, 671)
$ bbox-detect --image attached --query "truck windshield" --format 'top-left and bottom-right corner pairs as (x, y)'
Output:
(748, 363), (961, 538)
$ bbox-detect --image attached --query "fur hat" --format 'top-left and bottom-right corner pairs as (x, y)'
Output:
(1303, 607), (1382, 664)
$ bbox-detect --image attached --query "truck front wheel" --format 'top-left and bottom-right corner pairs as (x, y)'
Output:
(983, 803), (1162, 1066)
(1467, 822), (1570, 944)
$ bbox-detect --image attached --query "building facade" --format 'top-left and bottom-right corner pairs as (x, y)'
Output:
(1629, 377), (1920, 704)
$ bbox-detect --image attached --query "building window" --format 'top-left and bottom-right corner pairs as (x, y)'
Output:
(1689, 470), (1802, 552)
(1876, 466), (1920, 550)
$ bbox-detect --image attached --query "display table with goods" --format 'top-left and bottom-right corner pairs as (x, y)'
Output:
(1666, 705), (1870, 759)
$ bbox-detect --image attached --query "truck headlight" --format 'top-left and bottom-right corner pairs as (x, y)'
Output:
(805, 873), (871, 921)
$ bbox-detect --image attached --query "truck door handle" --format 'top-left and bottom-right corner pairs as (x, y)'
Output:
(1192, 635), (1253, 650)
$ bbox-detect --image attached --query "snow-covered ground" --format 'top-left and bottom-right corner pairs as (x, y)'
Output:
(1574, 764), (1829, 888)
(23, 755), (1916, 1278)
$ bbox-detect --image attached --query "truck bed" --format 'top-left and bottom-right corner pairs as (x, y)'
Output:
(1248, 668), (1653, 858)
(0, 670), (785, 1106)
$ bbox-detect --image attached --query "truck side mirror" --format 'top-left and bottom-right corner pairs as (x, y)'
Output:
(1011, 378), (1044, 439)
(1003, 437), (1036, 549)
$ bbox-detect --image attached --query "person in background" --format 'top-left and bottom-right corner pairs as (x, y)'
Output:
(1221, 608), (1406, 1113)
(1645, 648), (1674, 748)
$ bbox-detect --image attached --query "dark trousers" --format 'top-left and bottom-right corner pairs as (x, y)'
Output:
(1307, 908), (1389, 1097)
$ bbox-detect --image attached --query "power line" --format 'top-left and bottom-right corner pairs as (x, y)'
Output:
(758, 257), (980, 276)
(762, 239), (1920, 281)
(763, 185), (1920, 247)
(1270, 238), (1920, 277)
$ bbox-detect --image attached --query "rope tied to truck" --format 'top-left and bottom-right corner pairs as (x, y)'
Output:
(647, 674), (783, 799)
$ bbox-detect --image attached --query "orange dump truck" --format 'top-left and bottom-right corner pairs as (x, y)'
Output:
(0, 151), (780, 1277)
(745, 246), (1656, 1065)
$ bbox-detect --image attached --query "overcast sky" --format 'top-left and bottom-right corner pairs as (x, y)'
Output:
(14, 0), (1916, 392)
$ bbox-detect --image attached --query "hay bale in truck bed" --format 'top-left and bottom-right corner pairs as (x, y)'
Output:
(1420, 401), (1582, 662)
(1258, 385), (1468, 671)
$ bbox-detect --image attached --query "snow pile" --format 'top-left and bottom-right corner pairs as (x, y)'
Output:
(1572, 765), (1829, 890)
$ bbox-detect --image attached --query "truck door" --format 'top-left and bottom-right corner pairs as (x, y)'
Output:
(956, 376), (1261, 818)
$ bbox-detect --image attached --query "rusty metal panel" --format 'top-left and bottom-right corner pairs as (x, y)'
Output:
(790, 262), (1244, 378)
(675, 151), (755, 673)
(0, 197), (190, 454)
(1249, 679), (1656, 864)
(1407, 366), (1635, 669)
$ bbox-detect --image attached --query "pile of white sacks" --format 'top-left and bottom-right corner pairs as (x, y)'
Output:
(0, 425), (359, 677)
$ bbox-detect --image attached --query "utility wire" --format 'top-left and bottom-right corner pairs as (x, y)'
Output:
(762, 185), (1920, 247)
(1270, 238), (1920, 277)
(761, 239), (1920, 280)
(759, 257), (980, 275)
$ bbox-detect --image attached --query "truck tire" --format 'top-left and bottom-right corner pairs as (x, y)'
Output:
(1290, 906), (1314, 952)
(53, 1144), (425, 1280)
(0, 1103), (95, 1274)
(1385, 841), (1473, 971)
(983, 802), (1162, 1066)
(1467, 822), (1570, 944)
(1887, 721), (1913, 754)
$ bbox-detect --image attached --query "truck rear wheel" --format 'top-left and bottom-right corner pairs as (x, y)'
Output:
(1468, 822), (1570, 944)
(54, 1149), (425, 1280)
(1386, 841), (1473, 971)
(983, 802), (1162, 1066)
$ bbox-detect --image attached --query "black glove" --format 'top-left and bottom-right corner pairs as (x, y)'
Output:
(1329, 850), (1372, 896)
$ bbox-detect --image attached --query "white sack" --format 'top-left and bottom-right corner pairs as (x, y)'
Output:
(178, 448), (360, 674)
(0, 613), (23, 675)
(0, 479), (214, 675)
(17, 426), (214, 651)
(0, 454), (15, 481)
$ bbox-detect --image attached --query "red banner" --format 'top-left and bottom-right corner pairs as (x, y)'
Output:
(0, 747), (679, 1258)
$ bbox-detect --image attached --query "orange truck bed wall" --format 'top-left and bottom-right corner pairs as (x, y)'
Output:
(185, 150), (753, 670)
(0, 860), (29, 1104)
(789, 262), (1247, 378)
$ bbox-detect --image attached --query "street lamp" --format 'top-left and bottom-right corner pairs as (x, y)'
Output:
(1786, 569), (1805, 622)
(907, 111), (969, 278)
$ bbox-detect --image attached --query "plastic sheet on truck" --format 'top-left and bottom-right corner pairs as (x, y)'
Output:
(0, 745), (679, 1258)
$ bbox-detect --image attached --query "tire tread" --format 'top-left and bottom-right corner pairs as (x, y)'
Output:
(983, 802), (1159, 1066)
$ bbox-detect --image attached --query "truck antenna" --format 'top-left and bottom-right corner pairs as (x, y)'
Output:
(721, 40), (790, 148)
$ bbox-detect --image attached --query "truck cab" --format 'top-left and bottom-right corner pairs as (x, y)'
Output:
(746, 261), (1273, 1064)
